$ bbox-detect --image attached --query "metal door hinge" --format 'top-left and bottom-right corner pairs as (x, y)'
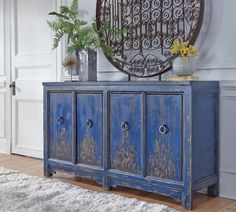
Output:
(9, 81), (16, 96)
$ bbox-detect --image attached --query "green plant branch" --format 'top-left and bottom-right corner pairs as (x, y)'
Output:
(47, 0), (125, 58)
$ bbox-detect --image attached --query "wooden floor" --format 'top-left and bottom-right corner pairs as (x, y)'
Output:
(0, 154), (235, 212)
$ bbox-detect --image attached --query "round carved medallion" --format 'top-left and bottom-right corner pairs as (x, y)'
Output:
(96, 0), (204, 78)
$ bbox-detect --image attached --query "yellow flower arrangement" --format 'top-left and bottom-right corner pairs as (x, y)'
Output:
(170, 39), (198, 62)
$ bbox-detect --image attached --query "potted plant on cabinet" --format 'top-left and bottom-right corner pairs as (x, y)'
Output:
(47, 0), (113, 81)
(170, 39), (199, 77)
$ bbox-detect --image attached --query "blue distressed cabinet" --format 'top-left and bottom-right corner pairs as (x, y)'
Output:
(43, 81), (219, 210)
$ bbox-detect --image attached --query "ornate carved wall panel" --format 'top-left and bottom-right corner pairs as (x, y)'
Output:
(96, 0), (204, 77)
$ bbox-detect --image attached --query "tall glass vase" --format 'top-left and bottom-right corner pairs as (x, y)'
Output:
(76, 49), (97, 82)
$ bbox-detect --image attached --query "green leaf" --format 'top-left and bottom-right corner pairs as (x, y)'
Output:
(71, 0), (78, 10)
(47, 0), (119, 57)
(47, 21), (60, 31)
(48, 12), (69, 20)
(52, 30), (64, 49)
(70, 0), (79, 15)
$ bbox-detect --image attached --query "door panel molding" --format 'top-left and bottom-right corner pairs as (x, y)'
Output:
(0, 80), (6, 88)
(0, 0), (6, 76)
(10, 0), (58, 158)
(12, 0), (53, 57)
(15, 66), (52, 81)
(12, 99), (43, 158)
(0, 92), (6, 138)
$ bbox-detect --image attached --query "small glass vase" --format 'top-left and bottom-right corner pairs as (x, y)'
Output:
(172, 57), (196, 76)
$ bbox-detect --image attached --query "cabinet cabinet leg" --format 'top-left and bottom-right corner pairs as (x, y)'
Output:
(103, 185), (112, 191)
(44, 171), (53, 177)
(44, 166), (53, 177)
(103, 177), (112, 191)
(182, 192), (193, 210)
(207, 183), (219, 197)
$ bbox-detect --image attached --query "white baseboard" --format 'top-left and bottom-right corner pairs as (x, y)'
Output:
(220, 170), (236, 200)
(0, 139), (10, 154)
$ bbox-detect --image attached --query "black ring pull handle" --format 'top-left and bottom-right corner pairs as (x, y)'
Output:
(121, 121), (130, 131)
(56, 116), (64, 125)
(159, 124), (169, 135)
(86, 119), (93, 128)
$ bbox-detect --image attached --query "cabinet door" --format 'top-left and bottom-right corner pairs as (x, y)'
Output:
(49, 93), (72, 162)
(109, 93), (142, 174)
(77, 93), (103, 167)
(147, 94), (182, 181)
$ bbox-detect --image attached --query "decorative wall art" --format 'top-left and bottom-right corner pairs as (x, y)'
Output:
(96, 0), (204, 78)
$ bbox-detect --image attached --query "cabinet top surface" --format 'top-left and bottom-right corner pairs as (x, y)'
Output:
(43, 81), (219, 87)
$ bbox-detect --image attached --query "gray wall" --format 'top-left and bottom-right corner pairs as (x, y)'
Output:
(220, 83), (236, 200)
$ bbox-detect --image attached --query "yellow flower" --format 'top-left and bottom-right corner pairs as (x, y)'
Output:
(180, 47), (189, 56)
(171, 40), (198, 62)
(189, 45), (198, 56)
(182, 56), (190, 62)
(179, 42), (188, 53)
(170, 39), (180, 54)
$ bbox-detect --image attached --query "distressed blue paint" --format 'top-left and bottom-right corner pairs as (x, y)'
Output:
(43, 81), (219, 210)
(72, 92), (77, 165)
(182, 91), (193, 209)
(102, 90), (110, 190)
(192, 94), (217, 180)
(109, 93), (142, 174)
(49, 92), (73, 162)
(77, 93), (103, 166)
(43, 87), (50, 177)
(146, 94), (182, 181)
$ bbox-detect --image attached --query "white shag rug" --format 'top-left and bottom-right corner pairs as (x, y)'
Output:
(0, 167), (179, 212)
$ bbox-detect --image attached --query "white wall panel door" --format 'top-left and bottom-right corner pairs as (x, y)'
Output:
(0, 0), (10, 154)
(11, 0), (57, 158)
(0, 0), (6, 141)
